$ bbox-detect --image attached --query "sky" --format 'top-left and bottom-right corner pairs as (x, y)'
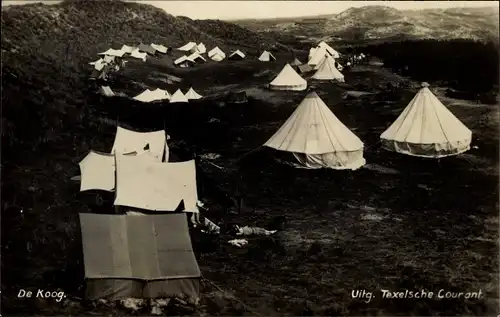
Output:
(2, 1), (498, 20)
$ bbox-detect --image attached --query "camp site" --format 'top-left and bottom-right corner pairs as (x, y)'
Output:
(1, 0), (499, 316)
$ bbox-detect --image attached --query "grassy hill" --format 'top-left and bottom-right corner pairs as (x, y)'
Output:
(234, 5), (500, 44)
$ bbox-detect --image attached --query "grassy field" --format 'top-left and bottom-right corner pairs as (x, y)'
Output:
(2, 48), (498, 315)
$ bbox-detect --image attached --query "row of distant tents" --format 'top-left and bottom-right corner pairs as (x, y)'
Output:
(99, 86), (202, 103)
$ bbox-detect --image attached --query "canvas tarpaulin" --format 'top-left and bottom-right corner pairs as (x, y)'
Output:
(112, 126), (166, 161)
(79, 213), (201, 300)
(114, 156), (199, 212)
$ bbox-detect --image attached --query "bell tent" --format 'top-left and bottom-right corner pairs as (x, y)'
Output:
(185, 88), (203, 100)
(170, 89), (189, 103)
(380, 83), (472, 158)
(264, 91), (366, 170)
(311, 56), (345, 82)
(317, 41), (340, 58)
(268, 64), (307, 91)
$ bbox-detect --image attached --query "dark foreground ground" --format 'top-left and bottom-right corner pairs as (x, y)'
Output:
(2, 52), (499, 316)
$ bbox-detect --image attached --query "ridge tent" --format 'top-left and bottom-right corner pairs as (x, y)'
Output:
(103, 55), (116, 64)
(185, 88), (203, 100)
(89, 58), (104, 65)
(112, 126), (167, 162)
(209, 52), (225, 62)
(174, 56), (195, 68)
(290, 58), (303, 66)
(228, 50), (245, 60)
(98, 48), (125, 57)
(120, 45), (136, 54)
(150, 43), (168, 54)
(99, 86), (115, 97)
(258, 50), (276, 62)
(170, 89), (189, 103)
(269, 63), (307, 91)
(264, 91), (365, 170)
(197, 42), (207, 54)
(79, 213), (201, 300)
(178, 42), (199, 53)
(137, 43), (156, 55)
(317, 41), (340, 58)
(187, 52), (207, 63)
(114, 156), (199, 212)
(380, 82), (472, 158)
(130, 49), (147, 62)
(208, 47), (226, 59)
(311, 56), (345, 82)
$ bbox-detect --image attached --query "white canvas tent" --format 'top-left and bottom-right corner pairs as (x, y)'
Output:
(114, 156), (199, 212)
(170, 89), (189, 103)
(208, 47), (226, 60)
(228, 50), (246, 60)
(103, 55), (116, 63)
(265, 91), (365, 170)
(308, 47), (318, 61)
(150, 43), (168, 53)
(258, 50), (276, 62)
(98, 48), (125, 57)
(317, 41), (340, 58)
(112, 126), (166, 162)
(99, 86), (115, 97)
(308, 47), (330, 67)
(311, 56), (345, 82)
(187, 52), (206, 63)
(130, 49), (147, 62)
(120, 45), (136, 54)
(133, 89), (169, 103)
(79, 213), (201, 300)
(380, 83), (472, 158)
(90, 58), (106, 70)
(197, 42), (207, 54)
(178, 42), (199, 52)
(269, 64), (307, 91)
(174, 55), (195, 68)
(185, 88), (202, 100)
(89, 58), (104, 65)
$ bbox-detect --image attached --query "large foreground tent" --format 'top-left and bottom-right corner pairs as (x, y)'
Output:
(269, 64), (307, 91)
(264, 91), (366, 170)
(258, 50), (276, 62)
(79, 213), (201, 300)
(112, 126), (167, 161)
(311, 56), (345, 82)
(380, 83), (472, 158)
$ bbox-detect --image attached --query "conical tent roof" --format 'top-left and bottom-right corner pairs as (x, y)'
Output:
(170, 89), (189, 103)
(269, 64), (307, 91)
(265, 91), (364, 154)
(308, 46), (329, 66)
(185, 88), (202, 100)
(153, 88), (171, 100)
(317, 41), (340, 58)
(380, 83), (472, 158)
(311, 56), (345, 82)
(258, 50), (276, 62)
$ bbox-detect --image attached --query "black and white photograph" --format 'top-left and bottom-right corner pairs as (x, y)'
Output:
(1, 0), (499, 315)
